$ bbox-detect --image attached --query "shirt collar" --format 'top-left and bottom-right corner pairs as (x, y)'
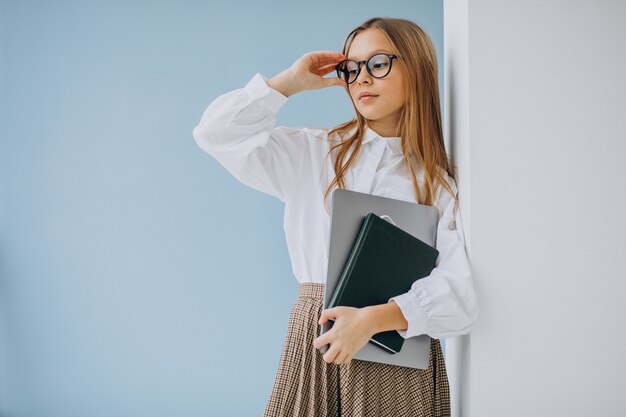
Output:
(361, 126), (403, 156)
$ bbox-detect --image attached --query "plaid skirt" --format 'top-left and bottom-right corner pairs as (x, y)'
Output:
(263, 282), (451, 417)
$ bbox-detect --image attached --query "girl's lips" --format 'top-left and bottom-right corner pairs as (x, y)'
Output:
(359, 95), (379, 102)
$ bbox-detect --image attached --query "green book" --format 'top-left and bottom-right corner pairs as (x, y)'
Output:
(327, 212), (439, 354)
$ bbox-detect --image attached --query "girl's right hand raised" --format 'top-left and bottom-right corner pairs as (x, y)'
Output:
(266, 51), (349, 97)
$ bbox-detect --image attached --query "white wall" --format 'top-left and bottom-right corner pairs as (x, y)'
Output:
(445, 0), (626, 415)
(443, 1), (472, 416)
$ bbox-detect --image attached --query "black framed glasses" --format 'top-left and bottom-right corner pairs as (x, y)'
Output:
(335, 53), (400, 85)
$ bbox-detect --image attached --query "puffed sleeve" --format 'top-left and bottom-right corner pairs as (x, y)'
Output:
(192, 72), (307, 204)
(388, 177), (479, 339)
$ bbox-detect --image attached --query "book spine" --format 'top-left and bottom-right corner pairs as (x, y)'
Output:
(369, 337), (399, 354)
(327, 215), (374, 309)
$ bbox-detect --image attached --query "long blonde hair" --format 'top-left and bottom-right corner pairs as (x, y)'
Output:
(323, 17), (459, 227)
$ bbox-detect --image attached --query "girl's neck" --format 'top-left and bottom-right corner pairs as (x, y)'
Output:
(366, 119), (401, 138)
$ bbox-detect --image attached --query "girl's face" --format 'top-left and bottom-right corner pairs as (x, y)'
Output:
(346, 28), (406, 137)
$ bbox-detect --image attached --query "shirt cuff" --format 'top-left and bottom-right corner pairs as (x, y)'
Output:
(244, 72), (289, 114)
(389, 288), (429, 339)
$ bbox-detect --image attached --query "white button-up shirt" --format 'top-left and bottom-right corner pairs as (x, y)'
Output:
(193, 72), (479, 339)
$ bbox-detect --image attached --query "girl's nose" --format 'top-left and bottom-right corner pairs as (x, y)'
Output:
(355, 65), (373, 85)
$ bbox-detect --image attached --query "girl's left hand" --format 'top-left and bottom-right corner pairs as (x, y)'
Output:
(313, 307), (376, 364)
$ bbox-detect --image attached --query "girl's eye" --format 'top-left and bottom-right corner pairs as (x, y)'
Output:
(371, 61), (389, 69)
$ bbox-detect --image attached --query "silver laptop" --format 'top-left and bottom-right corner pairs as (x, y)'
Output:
(320, 188), (439, 369)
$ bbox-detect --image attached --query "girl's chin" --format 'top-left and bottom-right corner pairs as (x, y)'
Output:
(356, 105), (376, 115)
(359, 112), (381, 121)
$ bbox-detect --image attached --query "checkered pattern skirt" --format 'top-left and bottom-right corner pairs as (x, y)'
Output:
(263, 282), (451, 417)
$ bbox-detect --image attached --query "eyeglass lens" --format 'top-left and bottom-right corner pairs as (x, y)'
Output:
(337, 54), (392, 84)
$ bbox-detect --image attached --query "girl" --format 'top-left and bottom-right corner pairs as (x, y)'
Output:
(193, 16), (478, 417)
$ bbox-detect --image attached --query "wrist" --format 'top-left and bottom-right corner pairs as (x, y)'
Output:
(266, 70), (299, 98)
(363, 301), (409, 334)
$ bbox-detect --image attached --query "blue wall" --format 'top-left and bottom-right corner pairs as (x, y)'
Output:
(0, 1), (443, 415)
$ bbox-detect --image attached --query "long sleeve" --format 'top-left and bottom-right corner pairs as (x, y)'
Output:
(388, 178), (479, 339)
(192, 72), (308, 204)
